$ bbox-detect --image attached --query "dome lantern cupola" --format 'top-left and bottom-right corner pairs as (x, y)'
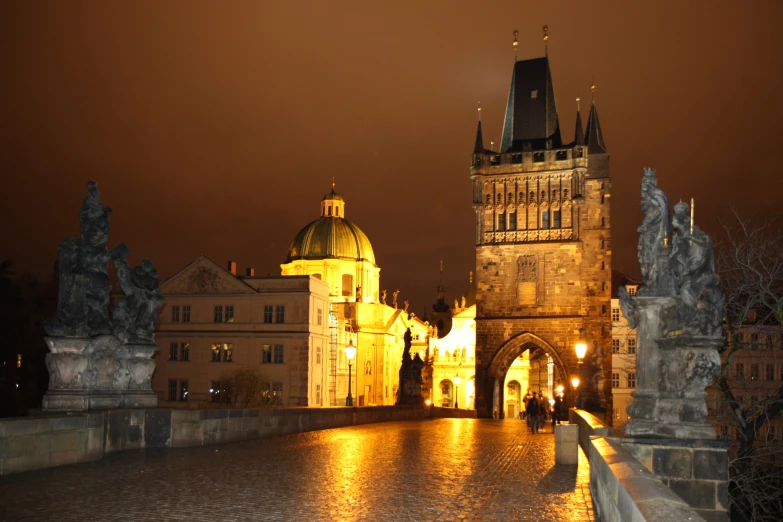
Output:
(321, 184), (345, 218)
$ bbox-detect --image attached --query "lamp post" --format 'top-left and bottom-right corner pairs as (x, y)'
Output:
(574, 342), (587, 409)
(571, 377), (580, 409)
(454, 375), (461, 409)
(345, 340), (356, 407)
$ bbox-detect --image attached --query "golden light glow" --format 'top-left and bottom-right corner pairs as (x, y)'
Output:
(425, 399), (432, 406)
(571, 377), (580, 389)
(556, 385), (564, 394)
(575, 342), (587, 362)
(454, 375), (461, 386)
(345, 342), (357, 361)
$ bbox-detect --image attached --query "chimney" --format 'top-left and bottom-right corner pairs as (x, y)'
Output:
(227, 260), (237, 276)
(246, 267), (255, 277)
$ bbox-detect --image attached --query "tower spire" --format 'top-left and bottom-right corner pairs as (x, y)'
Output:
(585, 80), (607, 154)
(574, 97), (585, 145)
(543, 25), (549, 56)
(474, 102), (484, 154)
(513, 30), (519, 62)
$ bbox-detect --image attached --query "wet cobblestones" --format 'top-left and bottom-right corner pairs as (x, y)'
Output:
(0, 419), (595, 521)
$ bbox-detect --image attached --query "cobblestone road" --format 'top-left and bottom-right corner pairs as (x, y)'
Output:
(0, 419), (595, 522)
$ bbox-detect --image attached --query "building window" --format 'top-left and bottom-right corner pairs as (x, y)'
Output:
(497, 193), (503, 205)
(225, 305), (234, 323)
(612, 339), (620, 353)
(541, 211), (550, 230)
(169, 342), (178, 361)
(767, 364), (775, 381)
(272, 382), (283, 398)
(275, 305), (285, 323)
(552, 189), (558, 200)
(180, 342), (190, 361)
(274, 344), (284, 364)
(316, 384), (321, 405)
(627, 372), (636, 388)
(317, 309), (323, 326)
(601, 305), (607, 315)
(735, 363), (745, 379)
(553, 210), (561, 229)
(342, 274), (353, 297)
(751, 363), (759, 380)
(213, 305), (223, 323)
(212, 343), (233, 362)
(179, 380), (188, 401)
(210, 381), (222, 403)
(601, 217), (606, 228)
(171, 306), (180, 323)
(627, 339), (636, 354)
(508, 192), (514, 204)
(264, 305), (273, 323)
(262, 344), (272, 364)
(611, 373), (620, 388)
(498, 213), (506, 232)
(509, 212), (517, 231)
(169, 380), (188, 402)
(601, 239), (606, 250)
(628, 286), (637, 296)
(316, 345), (321, 365)
(182, 305), (191, 323)
(612, 308), (620, 322)
(168, 380), (177, 401)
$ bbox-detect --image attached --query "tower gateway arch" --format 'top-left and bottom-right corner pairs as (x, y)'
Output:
(470, 34), (611, 419)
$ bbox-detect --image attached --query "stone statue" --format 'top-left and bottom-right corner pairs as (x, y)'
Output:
(670, 202), (724, 336)
(42, 181), (162, 412)
(392, 289), (400, 309)
(461, 296), (466, 309)
(637, 168), (673, 297)
(622, 168), (725, 440)
(380, 289), (387, 305)
(355, 285), (362, 302)
(396, 328), (423, 405)
(111, 243), (165, 344)
(454, 299), (459, 310)
(404, 300), (409, 312)
(46, 181), (113, 337)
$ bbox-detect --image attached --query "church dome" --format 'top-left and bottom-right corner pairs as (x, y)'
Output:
(285, 188), (376, 264)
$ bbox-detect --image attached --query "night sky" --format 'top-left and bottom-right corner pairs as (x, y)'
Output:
(2, 1), (782, 311)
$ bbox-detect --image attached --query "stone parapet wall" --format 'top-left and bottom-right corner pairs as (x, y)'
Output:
(0, 405), (456, 476)
(568, 407), (611, 453)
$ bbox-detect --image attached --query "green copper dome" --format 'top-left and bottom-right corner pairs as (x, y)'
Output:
(286, 217), (375, 264)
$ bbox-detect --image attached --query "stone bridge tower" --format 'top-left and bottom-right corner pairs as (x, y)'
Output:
(471, 35), (611, 419)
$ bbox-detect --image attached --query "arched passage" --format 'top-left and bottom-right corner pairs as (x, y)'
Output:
(486, 332), (570, 420)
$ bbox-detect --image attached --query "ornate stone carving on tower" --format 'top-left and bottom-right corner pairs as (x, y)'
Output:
(43, 181), (164, 411)
(620, 168), (724, 438)
(471, 29), (612, 418)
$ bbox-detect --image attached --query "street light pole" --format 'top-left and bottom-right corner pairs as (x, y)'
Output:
(454, 375), (461, 409)
(345, 340), (356, 407)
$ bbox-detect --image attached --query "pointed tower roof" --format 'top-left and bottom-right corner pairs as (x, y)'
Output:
(474, 104), (485, 154)
(500, 56), (562, 152)
(585, 85), (607, 154)
(574, 98), (585, 145)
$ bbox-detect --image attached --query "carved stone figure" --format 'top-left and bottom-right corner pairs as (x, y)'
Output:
(396, 328), (423, 405)
(111, 243), (165, 344)
(637, 168), (673, 297)
(392, 289), (400, 309)
(380, 289), (387, 305)
(461, 296), (466, 309)
(403, 300), (409, 312)
(45, 181), (113, 337)
(355, 285), (362, 302)
(454, 299), (459, 310)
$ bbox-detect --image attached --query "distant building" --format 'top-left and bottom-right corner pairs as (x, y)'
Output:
(610, 279), (639, 427)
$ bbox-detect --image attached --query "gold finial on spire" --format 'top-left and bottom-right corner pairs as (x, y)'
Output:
(543, 25), (549, 54)
(513, 30), (519, 61)
(576, 97), (581, 112)
(478, 101), (482, 121)
(332, 177), (335, 190)
(490, 140), (494, 151)
(591, 78), (596, 102)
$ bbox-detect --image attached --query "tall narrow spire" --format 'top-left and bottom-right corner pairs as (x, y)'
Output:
(474, 102), (484, 153)
(574, 97), (585, 145)
(543, 25), (549, 56)
(585, 82), (607, 154)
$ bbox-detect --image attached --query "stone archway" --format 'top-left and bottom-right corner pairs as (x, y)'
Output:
(485, 332), (569, 419)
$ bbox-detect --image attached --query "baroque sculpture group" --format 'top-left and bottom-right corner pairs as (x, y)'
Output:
(620, 168), (724, 438)
(43, 181), (164, 411)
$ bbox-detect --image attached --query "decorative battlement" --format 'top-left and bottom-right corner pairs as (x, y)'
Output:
(471, 145), (588, 173)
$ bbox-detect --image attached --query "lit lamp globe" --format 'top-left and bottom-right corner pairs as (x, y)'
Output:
(345, 340), (357, 407)
(571, 377), (580, 390)
(345, 343), (357, 362)
(575, 342), (587, 364)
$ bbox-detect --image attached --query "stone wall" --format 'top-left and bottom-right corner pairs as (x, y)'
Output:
(0, 405), (447, 476)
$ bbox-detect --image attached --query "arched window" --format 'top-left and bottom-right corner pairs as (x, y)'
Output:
(328, 206), (332, 216)
(335, 206), (339, 217)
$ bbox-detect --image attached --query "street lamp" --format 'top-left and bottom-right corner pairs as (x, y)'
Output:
(454, 375), (461, 409)
(575, 342), (587, 364)
(345, 340), (357, 407)
(572, 377), (580, 409)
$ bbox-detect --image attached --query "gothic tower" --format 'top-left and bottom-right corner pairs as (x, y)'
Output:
(470, 32), (611, 418)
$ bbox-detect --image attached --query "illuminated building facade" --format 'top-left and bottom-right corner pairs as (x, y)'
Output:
(610, 281), (639, 427)
(470, 36), (612, 418)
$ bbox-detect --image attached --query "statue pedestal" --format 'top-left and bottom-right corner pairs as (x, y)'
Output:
(625, 298), (722, 439)
(43, 336), (158, 412)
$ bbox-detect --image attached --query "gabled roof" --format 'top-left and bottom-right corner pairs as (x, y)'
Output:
(500, 57), (562, 152)
(161, 255), (258, 295)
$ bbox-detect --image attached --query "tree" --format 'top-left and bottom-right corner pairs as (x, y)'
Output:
(218, 367), (281, 408)
(712, 209), (783, 521)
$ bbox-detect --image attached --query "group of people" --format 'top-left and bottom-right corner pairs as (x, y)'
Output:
(522, 391), (563, 434)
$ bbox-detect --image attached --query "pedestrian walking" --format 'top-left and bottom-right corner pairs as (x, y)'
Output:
(526, 392), (540, 434)
(552, 394), (563, 427)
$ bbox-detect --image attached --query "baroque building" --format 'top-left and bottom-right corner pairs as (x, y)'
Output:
(611, 279), (639, 427)
(470, 36), (612, 418)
